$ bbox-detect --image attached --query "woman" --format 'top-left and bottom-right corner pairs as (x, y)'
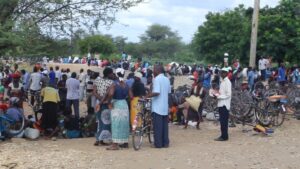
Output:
(129, 72), (146, 128)
(93, 67), (114, 146)
(8, 73), (24, 108)
(40, 84), (60, 137)
(181, 79), (206, 129)
(107, 68), (130, 150)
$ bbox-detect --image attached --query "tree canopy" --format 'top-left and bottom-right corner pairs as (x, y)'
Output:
(192, 0), (300, 65)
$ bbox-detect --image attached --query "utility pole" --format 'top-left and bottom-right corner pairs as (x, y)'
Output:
(249, 0), (260, 68)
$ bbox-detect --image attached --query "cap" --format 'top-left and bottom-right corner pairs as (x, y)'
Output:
(134, 72), (143, 79)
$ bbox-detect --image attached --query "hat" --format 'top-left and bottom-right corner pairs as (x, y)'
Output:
(135, 72), (143, 79)
(221, 67), (229, 72)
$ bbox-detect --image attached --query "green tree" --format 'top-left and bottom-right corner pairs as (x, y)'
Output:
(78, 35), (115, 55)
(139, 24), (183, 58)
(0, 0), (143, 56)
(192, 0), (300, 65)
(192, 5), (251, 64)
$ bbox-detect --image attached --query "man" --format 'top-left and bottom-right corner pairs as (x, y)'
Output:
(48, 67), (56, 87)
(66, 72), (80, 119)
(29, 66), (42, 106)
(78, 69), (86, 101)
(277, 63), (286, 87)
(55, 66), (61, 83)
(21, 69), (30, 92)
(213, 68), (232, 141)
(147, 64), (171, 148)
(258, 57), (268, 81)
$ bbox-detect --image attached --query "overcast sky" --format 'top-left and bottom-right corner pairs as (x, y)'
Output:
(100, 0), (280, 43)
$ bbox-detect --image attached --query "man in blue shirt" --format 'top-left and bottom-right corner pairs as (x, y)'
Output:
(277, 63), (286, 86)
(48, 67), (56, 87)
(147, 64), (171, 148)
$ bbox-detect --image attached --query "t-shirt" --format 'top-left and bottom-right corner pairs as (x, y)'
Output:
(55, 70), (62, 80)
(30, 72), (42, 91)
(66, 78), (80, 100)
(151, 74), (171, 116)
(41, 87), (60, 103)
(259, 59), (268, 70)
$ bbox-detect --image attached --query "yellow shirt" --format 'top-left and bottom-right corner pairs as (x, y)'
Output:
(41, 87), (60, 103)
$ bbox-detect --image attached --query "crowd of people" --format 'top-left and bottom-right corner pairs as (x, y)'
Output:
(0, 55), (299, 146)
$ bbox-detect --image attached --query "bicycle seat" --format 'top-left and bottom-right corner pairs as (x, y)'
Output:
(268, 95), (287, 102)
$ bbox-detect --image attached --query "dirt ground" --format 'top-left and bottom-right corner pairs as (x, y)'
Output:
(1, 63), (300, 169)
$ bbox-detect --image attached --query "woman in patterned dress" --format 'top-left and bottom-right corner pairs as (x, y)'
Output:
(107, 68), (130, 150)
(93, 67), (115, 146)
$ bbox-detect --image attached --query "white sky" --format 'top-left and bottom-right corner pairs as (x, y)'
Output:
(99, 0), (280, 43)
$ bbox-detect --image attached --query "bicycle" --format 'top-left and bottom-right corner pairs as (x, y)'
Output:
(0, 109), (25, 140)
(132, 98), (154, 151)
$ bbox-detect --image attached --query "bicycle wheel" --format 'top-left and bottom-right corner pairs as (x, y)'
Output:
(272, 110), (285, 127)
(146, 113), (154, 144)
(132, 113), (143, 151)
(255, 107), (272, 126)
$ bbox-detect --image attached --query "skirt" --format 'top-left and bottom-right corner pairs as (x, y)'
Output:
(111, 99), (129, 144)
(95, 104), (112, 142)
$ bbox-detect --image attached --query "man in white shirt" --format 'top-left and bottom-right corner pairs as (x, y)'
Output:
(55, 66), (62, 84)
(78, 69), (86, 101)
(147, 64), (171, 148)
(66, 72), (80, 119)
(258, 57), (268, 80)
(213, 68), (232, 141)
(29, 66), (42, 106)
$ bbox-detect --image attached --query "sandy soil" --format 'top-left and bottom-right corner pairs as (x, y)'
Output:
(1, 63), (300, 169)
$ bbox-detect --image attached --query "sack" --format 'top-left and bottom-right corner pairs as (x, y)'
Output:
(24, 128), (40, 140)
(66, 130), (81, 139)
(185, 95), (202, 112)
(206, 112), (217, 121)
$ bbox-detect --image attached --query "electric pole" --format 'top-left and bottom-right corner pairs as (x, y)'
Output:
(249, 0), (260, 68)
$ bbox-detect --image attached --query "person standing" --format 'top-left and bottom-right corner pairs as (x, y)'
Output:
(277, 63), (286, 87)
(78, 69), (86, 101)
(147, 64), (171, 148)
(258, 57), (267, 81)
(40, 83), (60, 137)
(93, 68), (114, 146)
(213, 68), (232, 141)
(55, 66), (61, 84)
(48, 67), (56, 87)
(21, 69), (30, 92)
(66, 72), (80, 119)
(29, 66), (42, 106)
(107, 68), (130, 150)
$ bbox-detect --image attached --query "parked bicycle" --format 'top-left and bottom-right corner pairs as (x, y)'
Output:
(132, 98), (154, 151)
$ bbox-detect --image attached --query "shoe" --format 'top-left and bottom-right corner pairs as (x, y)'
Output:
(119, 143), (129, 148)
(214, 137), (228, 141)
